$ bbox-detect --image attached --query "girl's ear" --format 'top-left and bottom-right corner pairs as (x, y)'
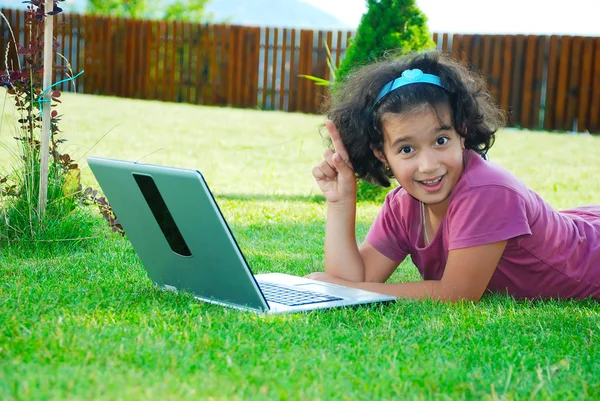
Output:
(461, 136), (466, 149)
(371, 146), (388, 165)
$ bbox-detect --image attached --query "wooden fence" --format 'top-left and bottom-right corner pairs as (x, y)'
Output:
(1, 9), (599, 133)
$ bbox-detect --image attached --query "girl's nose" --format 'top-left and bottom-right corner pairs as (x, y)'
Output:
(418, 150), (440, 174)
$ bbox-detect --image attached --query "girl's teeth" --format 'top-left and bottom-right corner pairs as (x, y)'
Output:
(422, 177), (442, 184)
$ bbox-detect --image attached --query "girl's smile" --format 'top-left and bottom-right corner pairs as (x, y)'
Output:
(416, 174), (445, 192)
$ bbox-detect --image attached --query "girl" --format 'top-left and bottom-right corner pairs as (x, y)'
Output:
(308, 51), (600, 302)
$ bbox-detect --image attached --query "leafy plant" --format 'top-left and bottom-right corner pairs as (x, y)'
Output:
(86, 0), (213, 22)
(0, 0), (123, 244)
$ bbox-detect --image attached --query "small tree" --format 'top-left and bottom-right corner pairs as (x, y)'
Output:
(335, 0), (434, 83)
(0, 0), (123, 244)
(87, 0), (212, 22)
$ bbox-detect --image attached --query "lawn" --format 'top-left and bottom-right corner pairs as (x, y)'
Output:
(1, 92), (600, 400)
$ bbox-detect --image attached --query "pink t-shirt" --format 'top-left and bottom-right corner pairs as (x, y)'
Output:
(366, 149), (600, 300)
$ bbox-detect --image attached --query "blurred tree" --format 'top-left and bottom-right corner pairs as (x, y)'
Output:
(87, 0), (149, 18)
(335, 0), (434, 83)
(87, 0), (212, 22)
(164, 0), (211, 21)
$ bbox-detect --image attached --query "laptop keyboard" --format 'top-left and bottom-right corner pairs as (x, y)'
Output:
(258, 282), (343, 306)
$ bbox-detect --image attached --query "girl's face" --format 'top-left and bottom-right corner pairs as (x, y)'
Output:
(377, 105), (465, 208)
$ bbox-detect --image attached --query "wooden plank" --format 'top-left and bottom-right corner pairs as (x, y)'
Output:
(143, 20), (153, 101)
(117, 18), (126, 97)
(209, 24), (218, 105)
(489, 35), (503, 104)
(544, 36), (561, 131)
(194, 23), (204, 104)
(150, 20), (159, 100)
(481, 35), (493, 81)
(520, 35), (538, 129)
(299, 30), (314, 113)
(98, 16), (106, 95)
(170, 21), (179, 102)
(71, 13), (81, 93)
(279, 28), (289, 110)
(441, 33), (449, 54)
(261, 27), (270, 108)
(531, 35), (547, 129)
(565, 36), (583, 131)
(461, 34), (472, 66)
(173, 20), (180, 101)
(119, 17), (128, 97)
(182, 21), (191, 103)
(270, 27), (279, 109)
(554, 36), (571, 130)
(500, 36), (513, 120)
(577, 36), (594, 133)
(326, 30), (333, 80)
(589, 38), (600, 133)
(127, 19), (136, 98)
(432, 32), (438, 48)
(323, 29), (335, 109)
(12, 9), (20, 72)
(55, 12), (66, 90)
(137, 19), (146, 99)
(297, 30), (308, 112)
(98, 16), (109, 95)
(451, 34), (462, 61)
(113, 17), (121, 96)
(469, 34), (482, 71)
(247, 27), (261, 108)
(99, 16), (108, 95)
(71, 13), (80, 90)
(509, 35), (525, 127)
(216, 24), (228, 106)
(162, 21), (171, 101)
(335, 30), (342, 68)
(83, 14), (93, 94)
(90, 15), (99, 94)
(178, 20), (186, 102)
(202, 24), (211, 104)
(226, 24), (235, 106)
(314, 30), (326, 113)
(288, 29), (297, 111)
(184, 22), (192, 103)
(235, 25), (245, 106)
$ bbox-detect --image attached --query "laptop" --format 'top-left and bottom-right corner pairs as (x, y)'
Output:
(87, 157), (396, 314)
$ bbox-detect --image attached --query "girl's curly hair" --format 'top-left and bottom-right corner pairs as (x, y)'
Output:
(325, 51), (506, 187)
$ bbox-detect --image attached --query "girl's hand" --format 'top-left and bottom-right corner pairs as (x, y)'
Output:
(312, 120), (357, 205)
(304, 272), (346, 285)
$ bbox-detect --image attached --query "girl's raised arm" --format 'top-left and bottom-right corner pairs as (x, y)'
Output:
(310, 121), (400, 283)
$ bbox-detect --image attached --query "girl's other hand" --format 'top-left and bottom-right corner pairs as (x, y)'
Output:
(312, 120), (357, 205)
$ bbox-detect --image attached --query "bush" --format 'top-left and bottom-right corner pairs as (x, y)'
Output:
(335, 0), (434, 83)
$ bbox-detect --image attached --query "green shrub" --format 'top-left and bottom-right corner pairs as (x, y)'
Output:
(335, 0), (435, 83)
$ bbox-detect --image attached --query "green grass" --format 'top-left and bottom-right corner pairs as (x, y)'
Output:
(1, 92), (600, 400)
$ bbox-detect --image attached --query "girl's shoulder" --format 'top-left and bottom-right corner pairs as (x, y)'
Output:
(379, 186), (419, 223)
(457, 150), (529, 196)
(383, 186), (415, 209)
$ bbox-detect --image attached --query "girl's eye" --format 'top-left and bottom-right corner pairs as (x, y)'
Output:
(399, 146), (413, 154)
(436, 137), (449, 146)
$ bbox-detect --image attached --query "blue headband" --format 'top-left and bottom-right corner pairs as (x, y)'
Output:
(372, 68), (447, 110)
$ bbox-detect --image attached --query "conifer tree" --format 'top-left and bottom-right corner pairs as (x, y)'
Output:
(336, 0), (434, 83)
